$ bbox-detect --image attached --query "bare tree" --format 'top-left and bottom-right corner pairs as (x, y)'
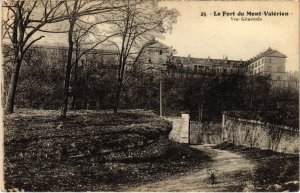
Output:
(59, 0), (124, 118)
(70, 22), (118, 110)
(2, 0), (69, 114)
(108, 0), (179, 113)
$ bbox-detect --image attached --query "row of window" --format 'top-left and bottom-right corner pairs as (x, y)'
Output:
(252, 66), (282, 75)
(193, 65), (239, 73)
(253, 66), (264, 74)
(249, 58), (264, 69)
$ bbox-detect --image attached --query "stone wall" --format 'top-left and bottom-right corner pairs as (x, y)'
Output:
(222, 113), (299, 154)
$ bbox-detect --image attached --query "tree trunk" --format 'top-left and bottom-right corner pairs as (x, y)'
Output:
(61, 59), (72, 118)
(159, 80), (163, 116)
(84, 71), (89, 110)
(61, 26), (75, 118)
(5, 58), (22, 114)
(114, 79), (122, 113)
(61, 0), (78, 118)
(71, 55), (78, 110)
(5, 4), (22, 114)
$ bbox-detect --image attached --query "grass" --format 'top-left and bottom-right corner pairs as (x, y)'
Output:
(4, 109), (210, 191)
(214, 142), (299, 192)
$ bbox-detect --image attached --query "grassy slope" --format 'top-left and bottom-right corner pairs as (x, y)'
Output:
(4, 109), (210, 191)
(214, 142), (299, 192)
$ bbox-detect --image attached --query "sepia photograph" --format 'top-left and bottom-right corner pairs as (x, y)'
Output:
(0, 0), (299, 192)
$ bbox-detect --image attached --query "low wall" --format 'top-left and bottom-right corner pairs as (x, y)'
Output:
(222, 113), (299, 154)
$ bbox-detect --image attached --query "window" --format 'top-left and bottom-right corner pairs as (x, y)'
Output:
(148, 58), (152, 63)
(159, 50), (162, 55)
(277, 67), (281, 72)
(194, 65), (197, 71)
(262, 58), (264, 63)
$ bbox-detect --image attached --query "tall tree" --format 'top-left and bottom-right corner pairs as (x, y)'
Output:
(60, 0), (122, 118)
(2, 0), (69, 114)
(109, 0), (179, 113)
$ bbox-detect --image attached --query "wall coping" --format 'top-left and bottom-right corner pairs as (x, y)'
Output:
(226, 116), (298, 132)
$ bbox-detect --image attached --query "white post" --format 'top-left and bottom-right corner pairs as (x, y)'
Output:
(222, 112), (226, 141)
(181, 113), (190, 143)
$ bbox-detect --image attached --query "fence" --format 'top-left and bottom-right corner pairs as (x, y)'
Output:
(189, 121), (222, 144)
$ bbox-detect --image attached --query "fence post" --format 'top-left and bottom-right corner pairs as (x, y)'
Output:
(222, 112), (226, 141)
(181, 112), (190, 144)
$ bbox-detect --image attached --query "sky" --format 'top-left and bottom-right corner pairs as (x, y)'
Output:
(158, 1), (299, 72)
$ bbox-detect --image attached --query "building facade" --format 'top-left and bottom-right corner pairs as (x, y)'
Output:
(3, 43), (291, 82)
(161, 47), (289, 81)
(137, 41), (173, 71)
(173, 55), (247, 74)
(247, 47), (287, 81)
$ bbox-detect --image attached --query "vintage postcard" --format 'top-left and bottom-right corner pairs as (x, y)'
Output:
(1, 0), (299, 192)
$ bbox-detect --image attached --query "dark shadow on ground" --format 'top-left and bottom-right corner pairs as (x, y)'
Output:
(214, 142), (299, 192)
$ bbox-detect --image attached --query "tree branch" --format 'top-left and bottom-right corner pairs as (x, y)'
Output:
(22, 36), (45, 55)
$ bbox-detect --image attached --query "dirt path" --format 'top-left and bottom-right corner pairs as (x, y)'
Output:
(122, 144), (254, 192)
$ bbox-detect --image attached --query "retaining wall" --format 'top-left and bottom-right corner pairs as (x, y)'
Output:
(222, 113), (299, 154)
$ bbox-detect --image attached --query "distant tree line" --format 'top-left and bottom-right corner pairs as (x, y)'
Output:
(160, 72), (298, 127)
(3, 50), (298, 127)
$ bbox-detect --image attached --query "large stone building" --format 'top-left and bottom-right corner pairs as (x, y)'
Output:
(3, 43), (119, 69)
(3, 42), (291, 82)
(173, 55), (247, 74)
(246, 47), (287, 80)
(141, 42), (171, 65)
(156, 47), (289, 81)
(137, 41), (173, 72)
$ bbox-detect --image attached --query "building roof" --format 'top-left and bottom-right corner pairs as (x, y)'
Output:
(248, 47), (287, 63)
(2, 43), (119, 55)
(147, 41), (170, 50)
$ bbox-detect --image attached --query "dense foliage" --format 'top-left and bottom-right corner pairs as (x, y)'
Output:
(3, 47), (298, 126)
